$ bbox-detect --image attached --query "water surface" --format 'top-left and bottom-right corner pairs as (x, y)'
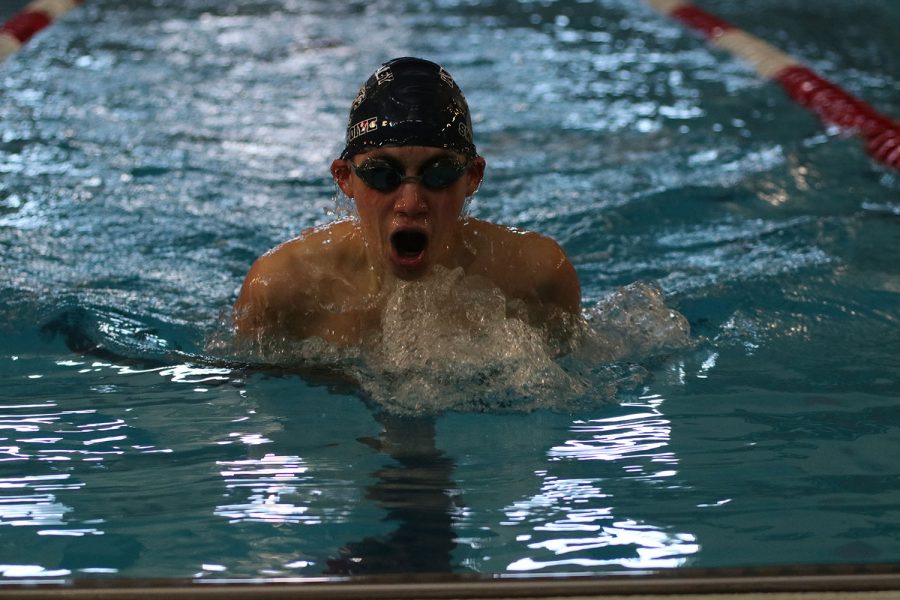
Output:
(1, 0), (899, 581)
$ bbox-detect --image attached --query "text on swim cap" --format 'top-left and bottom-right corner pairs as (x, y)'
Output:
(374, 65), (394, 85)
(347, 117), (379, 143)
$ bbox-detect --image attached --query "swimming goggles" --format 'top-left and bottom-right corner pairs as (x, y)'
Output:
(349, 157), (470, 192)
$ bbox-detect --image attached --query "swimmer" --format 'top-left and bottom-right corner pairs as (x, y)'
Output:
(234, 57), (580, 346)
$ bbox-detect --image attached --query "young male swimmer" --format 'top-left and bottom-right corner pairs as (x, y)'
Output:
(234, 57), (580, 346)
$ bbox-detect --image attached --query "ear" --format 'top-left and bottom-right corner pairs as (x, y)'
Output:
(331, 159), (354, 198)
(465, 156), (486, 196)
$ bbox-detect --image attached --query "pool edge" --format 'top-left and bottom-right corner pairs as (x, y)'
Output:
(2, 563), (900, 598)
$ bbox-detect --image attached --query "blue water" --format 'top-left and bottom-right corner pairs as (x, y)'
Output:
(2, 0), (899, 582)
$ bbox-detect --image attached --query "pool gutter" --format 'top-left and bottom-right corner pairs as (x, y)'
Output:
(2, 563), (900, 599)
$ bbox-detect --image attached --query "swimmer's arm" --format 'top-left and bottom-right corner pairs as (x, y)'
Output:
(533, 237), (582, 315)
(233, 261), (278, 337)
(527, 236), (582, 352)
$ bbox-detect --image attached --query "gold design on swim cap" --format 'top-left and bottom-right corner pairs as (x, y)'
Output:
(439, 68), (455, 87)
(351, 85), (367, 112)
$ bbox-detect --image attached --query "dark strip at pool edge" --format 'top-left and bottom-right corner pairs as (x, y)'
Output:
(2, 563), (900, 598)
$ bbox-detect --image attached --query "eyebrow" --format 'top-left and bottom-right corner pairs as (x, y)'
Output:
(362, 151), (460, 168)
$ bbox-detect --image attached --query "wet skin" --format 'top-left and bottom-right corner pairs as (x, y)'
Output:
(233, 146), (581, 346)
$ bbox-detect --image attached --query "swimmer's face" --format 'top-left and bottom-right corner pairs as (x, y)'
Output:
(331, 146), (485, 280)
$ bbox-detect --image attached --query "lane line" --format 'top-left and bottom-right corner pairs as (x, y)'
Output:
(0, 0), (81, 62)
(647, 0), (900, 169)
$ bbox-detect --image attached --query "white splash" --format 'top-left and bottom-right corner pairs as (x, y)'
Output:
(220, 268), (692, 415)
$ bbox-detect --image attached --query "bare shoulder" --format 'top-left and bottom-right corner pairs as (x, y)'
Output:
(233, 220), (359, 334)
(241, 221), (353, 293)
(464, 219), (581, 314)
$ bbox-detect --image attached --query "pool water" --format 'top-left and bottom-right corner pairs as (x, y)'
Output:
(2, 0), (899, 582)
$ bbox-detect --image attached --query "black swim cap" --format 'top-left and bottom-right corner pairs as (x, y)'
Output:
(339, 57), (476, 160)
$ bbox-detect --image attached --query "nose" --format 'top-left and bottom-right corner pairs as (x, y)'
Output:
(393, 180), (428, 217)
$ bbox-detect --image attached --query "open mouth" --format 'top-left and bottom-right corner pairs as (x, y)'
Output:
(391, 230), (428, 259)
(389, 229), (429, 272)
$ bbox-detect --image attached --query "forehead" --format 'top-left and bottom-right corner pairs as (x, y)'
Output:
(354, 145), (465, 165)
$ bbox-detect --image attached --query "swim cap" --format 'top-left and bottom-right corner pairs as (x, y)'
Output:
(339, 57), (476, 160)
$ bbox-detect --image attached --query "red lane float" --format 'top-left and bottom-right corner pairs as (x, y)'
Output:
(0, 0), (83, 62)
(647, 0), (900, 170)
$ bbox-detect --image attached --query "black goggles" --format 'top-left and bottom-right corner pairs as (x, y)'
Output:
(349, 157), (471, 193)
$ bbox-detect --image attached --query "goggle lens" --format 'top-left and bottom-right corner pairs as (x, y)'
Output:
(351, 158), (469, 192)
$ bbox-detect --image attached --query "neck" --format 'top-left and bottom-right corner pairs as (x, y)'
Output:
(434, 218), (477, 272)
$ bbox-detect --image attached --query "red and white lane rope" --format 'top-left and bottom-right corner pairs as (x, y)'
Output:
(647, 0), (900, 170)
(0, 0), (82, 62)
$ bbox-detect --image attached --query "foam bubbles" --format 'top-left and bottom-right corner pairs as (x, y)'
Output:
(582, 281), (693, 362)
(359, 266), (586, 414)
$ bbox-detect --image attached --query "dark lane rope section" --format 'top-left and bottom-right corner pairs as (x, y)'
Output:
(647, 0), (900, 170)
(0, 0), (83, 62)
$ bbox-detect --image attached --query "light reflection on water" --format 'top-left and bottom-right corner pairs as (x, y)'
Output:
(0, 476), (75, 528)
(216, 454), (317, 525)
(553, 395), (676, 468)
(490, 395), (698, 572)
